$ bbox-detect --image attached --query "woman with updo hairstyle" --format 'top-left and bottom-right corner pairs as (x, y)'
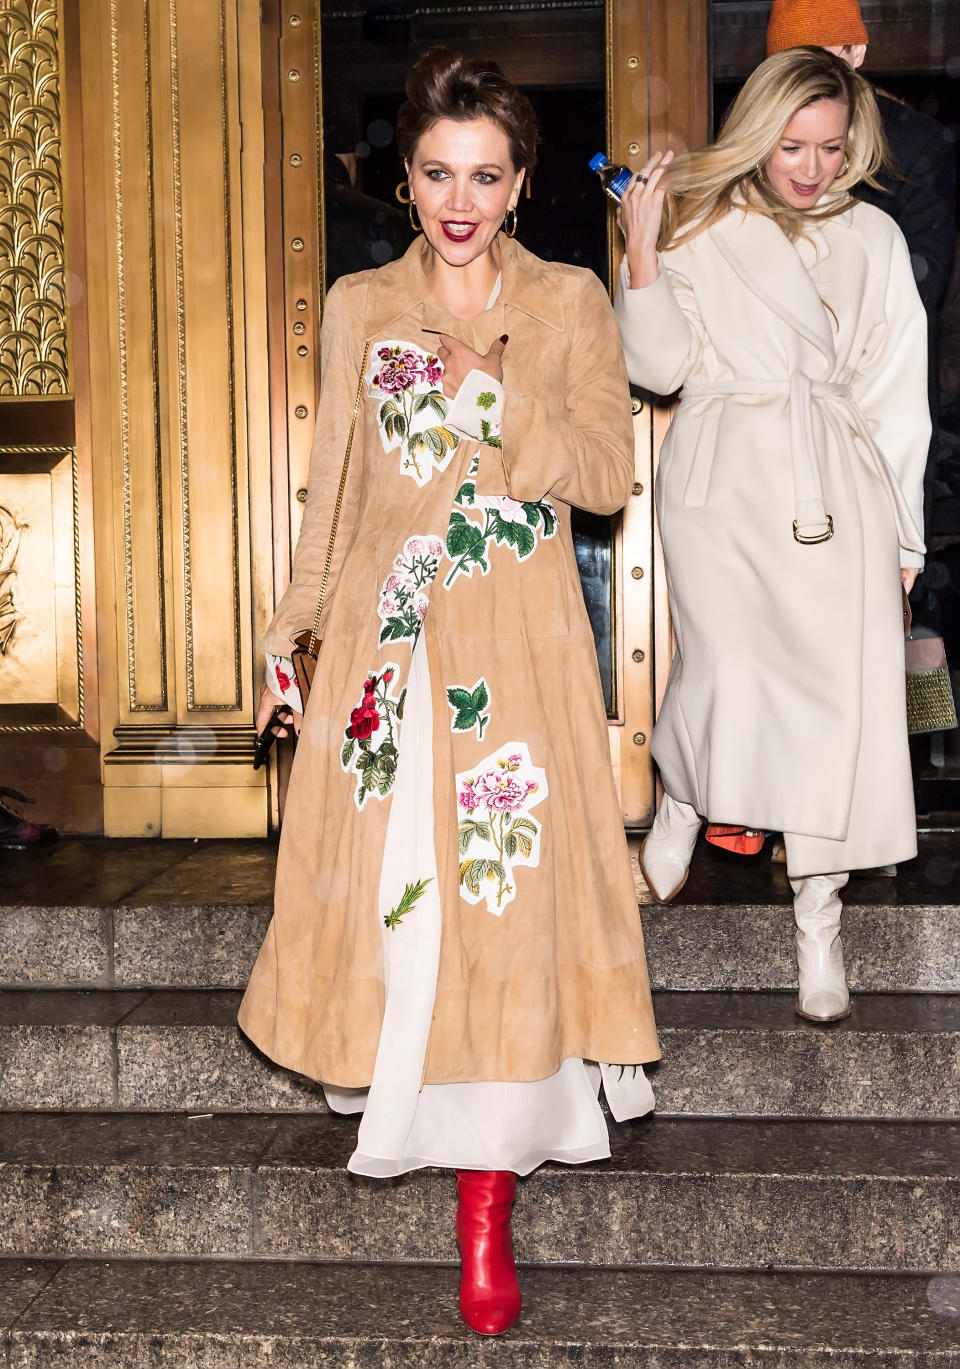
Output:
(617, 49), (928, 1021)
(239, 46), (660, 1336)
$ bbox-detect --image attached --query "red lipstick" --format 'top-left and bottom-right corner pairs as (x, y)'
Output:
(440, 221), (479, 242)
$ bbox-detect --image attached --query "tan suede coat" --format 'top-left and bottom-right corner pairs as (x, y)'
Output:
(238, 235), (659, 1086)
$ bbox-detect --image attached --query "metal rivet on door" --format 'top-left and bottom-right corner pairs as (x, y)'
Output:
(633, 732), (647, 746)
(631, 566), (644, 580)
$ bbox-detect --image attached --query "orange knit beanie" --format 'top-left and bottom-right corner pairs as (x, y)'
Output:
(766, 0), (868, 55)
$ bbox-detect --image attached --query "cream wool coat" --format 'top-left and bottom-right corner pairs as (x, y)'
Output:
(239, 235), (659, 1088)
(616, 201), (928, 878)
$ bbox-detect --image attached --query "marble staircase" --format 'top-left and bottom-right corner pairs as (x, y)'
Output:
(0, 835), (958, 1365)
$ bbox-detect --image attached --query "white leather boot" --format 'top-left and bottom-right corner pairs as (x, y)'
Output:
(638, 794), (702, 904)
(789, 873), (851, 1022)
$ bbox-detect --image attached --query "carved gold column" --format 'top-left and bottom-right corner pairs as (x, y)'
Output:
(0, 0), (103, 832)
(79, 0), (275, 836)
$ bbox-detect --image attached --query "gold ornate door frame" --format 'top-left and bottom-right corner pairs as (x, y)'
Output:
(266, 0), (708, 828)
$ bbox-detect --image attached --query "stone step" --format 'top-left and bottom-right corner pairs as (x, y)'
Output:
(2, 1258), (959, 1367)
(1, 1112), (958, 1271)
(3, 896), (959, 993)
(1, 990), (958, 1119)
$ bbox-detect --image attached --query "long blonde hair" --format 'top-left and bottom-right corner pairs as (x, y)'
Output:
(659, 46), (888, 249)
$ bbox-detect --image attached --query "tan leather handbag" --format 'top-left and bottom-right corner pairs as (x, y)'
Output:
(290, 340), (370, 705)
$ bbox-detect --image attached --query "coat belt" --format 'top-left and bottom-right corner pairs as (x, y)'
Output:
(679, 374), (925, 553)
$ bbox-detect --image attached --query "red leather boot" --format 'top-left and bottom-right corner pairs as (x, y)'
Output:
(455, 1169), (522, 1335)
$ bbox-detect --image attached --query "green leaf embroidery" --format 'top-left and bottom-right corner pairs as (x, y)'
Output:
(428, 393), (448, 419)
(447, 678), (492, 740)
(459, 817), (493, 854)
(412, 393), (433, 415)
(480, 418), (502, 448)
(341, 737), (356, 767)
(459, 857), (505, 895)
(476, 391), (496, 410)
(384, 876), (435, 930)
(446, 520), (485, 559)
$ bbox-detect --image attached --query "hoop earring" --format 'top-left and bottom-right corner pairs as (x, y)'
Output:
(395, 180), (412, 205)
(408, 200), (422, 233)
(503, 205), (518, 238)
(838, 157), (850, 178)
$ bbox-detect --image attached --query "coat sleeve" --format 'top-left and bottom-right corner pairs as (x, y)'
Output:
(851, 223), (930, 571)
(480, 269), (635, 516)
(614, 254), (706, 395)
(260, 278), (368, 655)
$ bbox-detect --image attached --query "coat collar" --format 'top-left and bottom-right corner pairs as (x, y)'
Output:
(708, 208), (843, 365)
(362, 233), (566, 339)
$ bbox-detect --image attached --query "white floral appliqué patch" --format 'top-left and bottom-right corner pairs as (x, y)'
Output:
(367, 341), (460, 487)
(456, 742), (548, 915)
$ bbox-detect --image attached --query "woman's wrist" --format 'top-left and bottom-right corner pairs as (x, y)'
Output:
(626, 250), (660, 290)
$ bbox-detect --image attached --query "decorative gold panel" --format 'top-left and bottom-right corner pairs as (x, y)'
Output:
(109, 0), (168, 712)
(0, 445), (83, 730)
(0, 0), (69, 396)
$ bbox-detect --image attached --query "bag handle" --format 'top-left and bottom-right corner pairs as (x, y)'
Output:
(306, 339), (371, 654)
(902, 584), (913, 640)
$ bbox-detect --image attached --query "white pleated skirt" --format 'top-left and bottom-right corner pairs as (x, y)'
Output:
(322, 635), (655, 1178)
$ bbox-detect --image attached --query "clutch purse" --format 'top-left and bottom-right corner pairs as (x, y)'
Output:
(288, 339), (370, 707)
(903, 587), (958, 735)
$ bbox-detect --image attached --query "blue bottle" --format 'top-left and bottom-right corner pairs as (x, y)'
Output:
(588, 152), (633, 202)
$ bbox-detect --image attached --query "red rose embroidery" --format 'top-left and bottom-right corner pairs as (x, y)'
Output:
(349, 700), (380, 741)
(275, 668), (292, 693)
(363, 676), (378, 695)
(382, 668), (395, 683)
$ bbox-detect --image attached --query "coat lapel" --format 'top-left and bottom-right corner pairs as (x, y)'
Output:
(360, 234), (566, 343)
(710, 210), (836, 365)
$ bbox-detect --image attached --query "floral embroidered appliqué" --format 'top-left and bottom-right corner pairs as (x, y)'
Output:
(456, 743), (548, 914)
(367, 340), (460, 487)
(475, 391), (502, 447)
(446, 678), (491, 740)
(341, 665), (405, 808)
(383, 876), (433, 931)
(443, 454), (557, 588)
(377, 534), (444, 648)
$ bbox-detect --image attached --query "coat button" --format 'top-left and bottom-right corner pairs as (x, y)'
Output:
(297, 488), (307, 503)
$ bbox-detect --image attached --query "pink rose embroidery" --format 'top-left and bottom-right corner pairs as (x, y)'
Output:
(455, 743), (548, 914)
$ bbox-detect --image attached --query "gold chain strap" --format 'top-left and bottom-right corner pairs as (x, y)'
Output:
(307, 338), (371, 653)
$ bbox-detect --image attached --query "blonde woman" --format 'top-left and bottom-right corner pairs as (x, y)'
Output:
(616, 47), (928, 1021)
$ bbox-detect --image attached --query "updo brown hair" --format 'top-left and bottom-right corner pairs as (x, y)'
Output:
(396, 46), (539, 173)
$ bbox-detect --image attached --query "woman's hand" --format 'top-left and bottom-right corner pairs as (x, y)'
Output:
(901, 567), (919, 595)
(256, 683), (300, 739)
(437, 333), (507, 399)
(618, 149), (674, 290)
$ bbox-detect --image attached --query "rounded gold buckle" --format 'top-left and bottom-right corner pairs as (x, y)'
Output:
(793, 515), (834, 545)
